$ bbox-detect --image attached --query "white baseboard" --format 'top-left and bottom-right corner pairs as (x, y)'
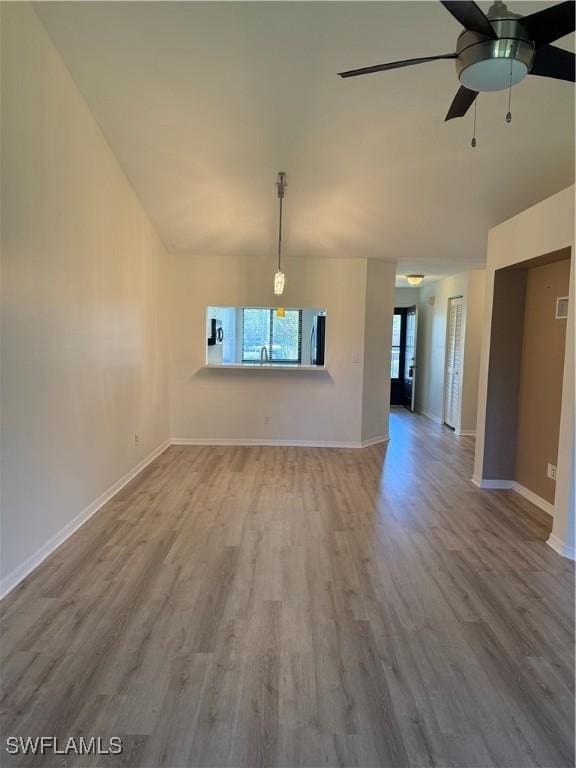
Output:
(172, 436), (389, 449)
(471, 477), (514, 489)
(0, 439), (172, 600)
(417, 409), (474, 437)
(510, 481), (554, 517)
(470, 477), (554, 517)
(415, 408), (443, 425)
(360, 435), (389, 448)
(547, 533), (576, 561)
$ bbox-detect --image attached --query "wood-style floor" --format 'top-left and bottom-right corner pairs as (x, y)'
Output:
(1, 410), (574, 768)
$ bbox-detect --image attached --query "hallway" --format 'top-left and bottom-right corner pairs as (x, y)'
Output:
(1, 411), (574, 767)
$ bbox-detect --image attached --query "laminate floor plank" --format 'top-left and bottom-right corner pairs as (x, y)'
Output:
(1, 410), (573, 767)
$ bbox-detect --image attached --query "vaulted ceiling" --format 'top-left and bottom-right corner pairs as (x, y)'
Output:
(36, 1), (574, 277)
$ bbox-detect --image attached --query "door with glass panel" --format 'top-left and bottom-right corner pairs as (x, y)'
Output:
(390, 309), (407, 405)
(403, 306), (418, 411)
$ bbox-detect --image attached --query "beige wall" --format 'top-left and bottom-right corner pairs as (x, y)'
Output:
(474, 186), (574, 559)
(1, 5), (170, 592)
(362, 260), (396, 442)
(394, 287), (419, 307)
(169, 254), (396, 445)
(482, 269), (527, 480)
(415, 270), (485, 434)
(460, 270), (486, 436)
(554, 258), (575, 555)
(516, 259), (570, 503)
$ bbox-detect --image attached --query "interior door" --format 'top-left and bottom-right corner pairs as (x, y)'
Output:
(403, 306), (418, 411)
(444, 296), (464, 429)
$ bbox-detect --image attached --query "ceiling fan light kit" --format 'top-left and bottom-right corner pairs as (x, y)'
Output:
(455, 4), (534, 92)
(338, 0), (575, 140)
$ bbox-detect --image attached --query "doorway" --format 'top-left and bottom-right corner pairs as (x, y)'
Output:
(390, 306), (418, 409)
(481, 250), (570, 506)
(444, 296), (464, 429)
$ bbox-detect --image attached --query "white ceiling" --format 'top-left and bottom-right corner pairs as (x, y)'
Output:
(35, 1), (574, 278)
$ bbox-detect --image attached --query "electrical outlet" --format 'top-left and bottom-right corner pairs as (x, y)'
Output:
(134, 434), (140, 447)
(352, 353), (360, 364)
(264, 416), (270, 424)
(547, 463), (557, 481)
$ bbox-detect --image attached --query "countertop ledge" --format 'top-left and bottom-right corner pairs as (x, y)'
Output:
(203, 363), (328, 371)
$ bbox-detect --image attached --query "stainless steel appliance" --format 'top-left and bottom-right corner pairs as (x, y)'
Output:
(207, 318), (224, 347)
(310, 315), (326, 366)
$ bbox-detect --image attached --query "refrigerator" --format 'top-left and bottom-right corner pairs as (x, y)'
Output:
(310, 315), (326, 366)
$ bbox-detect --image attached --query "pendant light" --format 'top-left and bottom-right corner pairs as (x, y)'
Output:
(274, 172), (287, 296)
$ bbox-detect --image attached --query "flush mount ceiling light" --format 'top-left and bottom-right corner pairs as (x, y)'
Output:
(274, 172), (287, 296)
(406, 275), (425, 286)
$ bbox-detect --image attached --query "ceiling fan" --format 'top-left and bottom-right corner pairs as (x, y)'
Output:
(338, 1), (575, 121)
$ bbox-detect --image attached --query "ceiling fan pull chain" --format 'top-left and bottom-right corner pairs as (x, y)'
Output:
(471, 98), (478, 148)
(506, 58), (513, 123)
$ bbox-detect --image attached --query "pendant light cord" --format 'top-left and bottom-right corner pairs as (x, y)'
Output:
(277, 192), (283, 272)
(276, 172), (286, 272)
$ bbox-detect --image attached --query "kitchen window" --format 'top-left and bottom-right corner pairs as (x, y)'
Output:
(241, 308), (302, 363)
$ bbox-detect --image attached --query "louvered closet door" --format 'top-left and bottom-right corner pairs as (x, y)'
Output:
(444, 296), (464, 429)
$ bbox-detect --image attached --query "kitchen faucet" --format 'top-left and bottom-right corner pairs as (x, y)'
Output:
(260, 346), (269, 363)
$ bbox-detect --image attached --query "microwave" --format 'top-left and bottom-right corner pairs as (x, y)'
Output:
(207, 318), (224, 346)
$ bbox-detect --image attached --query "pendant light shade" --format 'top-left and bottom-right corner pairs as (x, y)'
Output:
(274, 172), (287, 295)
(274, 270), (285, 295)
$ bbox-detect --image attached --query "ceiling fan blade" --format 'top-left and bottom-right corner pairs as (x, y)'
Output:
(440, 1), (497, 38)
(445, 85), (478, 120)
(529, 45), (575, 82)
(339, 53), (457, 78)
(521, 1), (575, 48)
